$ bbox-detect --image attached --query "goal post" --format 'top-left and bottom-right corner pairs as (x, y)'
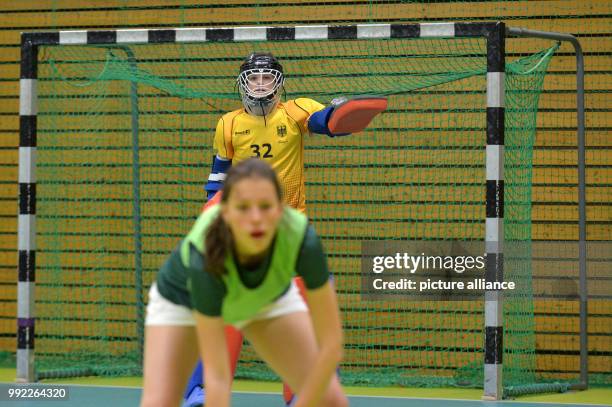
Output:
(17, 21), (585, 400)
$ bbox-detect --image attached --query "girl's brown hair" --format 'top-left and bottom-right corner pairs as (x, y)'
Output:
(205, 158), (282, 277)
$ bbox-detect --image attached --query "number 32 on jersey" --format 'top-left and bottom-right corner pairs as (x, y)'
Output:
(250, 143), (273, 158)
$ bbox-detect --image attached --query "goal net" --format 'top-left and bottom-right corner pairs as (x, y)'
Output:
(25, 26), (559, 391)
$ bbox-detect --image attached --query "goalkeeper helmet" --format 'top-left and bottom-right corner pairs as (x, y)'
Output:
(238, 52), (284, 117)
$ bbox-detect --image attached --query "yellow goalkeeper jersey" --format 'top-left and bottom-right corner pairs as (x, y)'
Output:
(213, 98), (324, 212)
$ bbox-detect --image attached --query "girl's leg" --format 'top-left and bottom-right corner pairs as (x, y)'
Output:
(141, 325), (199, 407)
(242, 312), (347, 407)
(282, 277), (308, 405)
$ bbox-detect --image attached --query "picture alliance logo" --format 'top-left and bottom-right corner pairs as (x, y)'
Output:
(371, 277), (516, 292)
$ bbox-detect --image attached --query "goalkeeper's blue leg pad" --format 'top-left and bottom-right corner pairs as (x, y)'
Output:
(184, 361), (203, 398)
(182, 361), (205, 407)
(182, 385), (205, 407)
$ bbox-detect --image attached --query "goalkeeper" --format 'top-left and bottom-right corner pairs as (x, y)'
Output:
(185, 52), (386, 406)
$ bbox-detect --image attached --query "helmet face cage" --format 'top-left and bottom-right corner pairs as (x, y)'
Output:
(238, 68), (284, 116)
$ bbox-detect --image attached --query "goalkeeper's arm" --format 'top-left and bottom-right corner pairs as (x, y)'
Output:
(308, 96), (387, 137)
(308, 104), (346, 137)
(204, 155), (231, 201)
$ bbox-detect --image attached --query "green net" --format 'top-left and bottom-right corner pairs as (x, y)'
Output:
(33, 34), (560, 390)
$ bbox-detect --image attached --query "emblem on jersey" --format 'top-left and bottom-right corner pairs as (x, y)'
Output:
(235, 129), (250, 136)
(276, 125), (287, 138)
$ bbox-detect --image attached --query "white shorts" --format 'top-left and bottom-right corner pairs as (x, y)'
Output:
(145, 283), (196, 326)
(145, 280), (308, 330)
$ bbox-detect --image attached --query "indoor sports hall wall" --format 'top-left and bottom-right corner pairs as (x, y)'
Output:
(0, 0), (609, 385)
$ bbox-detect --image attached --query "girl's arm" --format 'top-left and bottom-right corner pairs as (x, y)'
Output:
(295, 280), (344, 407)
(194, 312), (232, 407)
